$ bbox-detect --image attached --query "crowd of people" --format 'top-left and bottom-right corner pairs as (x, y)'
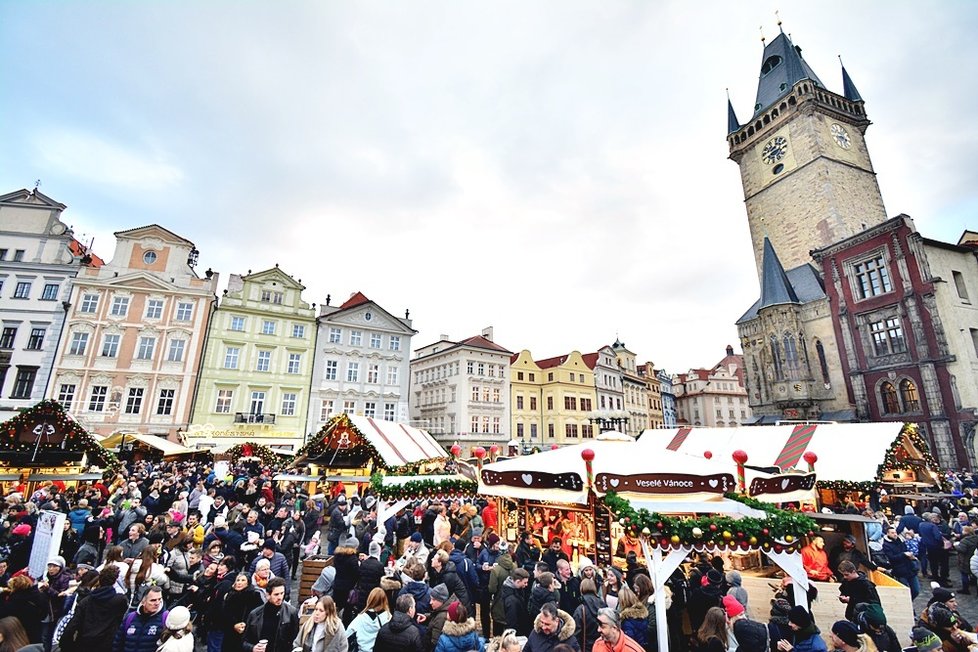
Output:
(0, 458), (975, 652)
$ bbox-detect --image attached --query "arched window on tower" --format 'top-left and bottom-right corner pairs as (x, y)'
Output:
(783, 333), (800, 380)
(900, 379), (920, 412)
(815, 340), (831, 386)
(771, 336), (783, 381)
(880, 382), (899, 414)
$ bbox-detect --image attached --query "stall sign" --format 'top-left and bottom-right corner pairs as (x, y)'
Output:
(595, 472), (735, 494)
(29, 510), (65, 579)
(749, 473), (816, 497)
(481, 470), (583, 491)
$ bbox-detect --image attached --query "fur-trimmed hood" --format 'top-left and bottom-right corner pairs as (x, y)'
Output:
(532, 609), (576, 641)
(442, 618), (479, 637)
(334, 546), (359, 556)
(619, 602), (649, 620)
(380, 576), (402, 591)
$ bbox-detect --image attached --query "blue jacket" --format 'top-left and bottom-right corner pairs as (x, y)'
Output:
(476, 547), (500, 589)
(112, 607), (167, 652)
(435, 619), (485, 652)
(919, 520), (943, 549)
(449, 550), (480, 601)
(897, 513), (922, 534)
(792, 628), (828, 652)
(881, 536), (915, 577)
(399, 580), (432, 615)
(68, 508), (91, 534)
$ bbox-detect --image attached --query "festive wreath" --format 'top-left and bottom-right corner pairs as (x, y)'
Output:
(225, 442), (285, 466)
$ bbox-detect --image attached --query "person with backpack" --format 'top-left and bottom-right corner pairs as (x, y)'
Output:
(60, 565), (128, 652)
(449, 540), (480, 609)
(112, 585), (169, 652)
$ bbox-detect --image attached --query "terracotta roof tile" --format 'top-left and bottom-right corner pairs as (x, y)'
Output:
(581, 353), (599, 370)
(458, 335), (512, 354)
(339, 291), (371, 309)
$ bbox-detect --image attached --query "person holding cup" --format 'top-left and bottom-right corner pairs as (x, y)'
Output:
(242, 577), (299, 652)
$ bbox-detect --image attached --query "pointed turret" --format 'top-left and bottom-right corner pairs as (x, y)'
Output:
(840, 62), (863, 102)
(759, 237), (799, 308)
(727, 97), (740, 134)
(753, 32), (824, 116)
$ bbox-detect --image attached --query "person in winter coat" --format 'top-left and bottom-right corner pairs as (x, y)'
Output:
(828, 535), (878, 580)
(856, 603), (901, 652)
(919, 513), (950, 585)
(156, 606), (195, 652)
(488, 542), (516, 604)
(687, 569), (724, 633)
(491, 568), (530, 637)
(73, 523), (102, 567)
(954, 525), (978, 593)
(397, 561), (432, 617)
(524, 602), (579, 652)
(111, 586), (168, 652)
(348, 588), (392, 652)
(423, 584), (458, 652)
(222, 572), (265, 652)
(242, 577), (299, 652)
(515, 531), (542, 574)
(725, 571), (750, 615)
(165, 534), (197, 603)
(435, 602), (485, 652)
(573, 578), (605, 652)
(293, 596), (348, 652)
(355, 541), (386, 613)
(430, 550), (469, 607)
(375, 593), (423, 652)
(776, 606), (826, 652)
(837, 561), (881, 622)
(0, 574), (45, 643)
(60, 565), (128, 652)
(616, 586), (651, 651)
(767, 598), (793, 649)
(126, 546), (170, 610)
(449, 540), (480, 607)
(881, 525), (919, 599)
(333, 533), (361, 625)
(528, 573), (560, 623)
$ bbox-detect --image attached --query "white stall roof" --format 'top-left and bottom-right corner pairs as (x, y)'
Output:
(99, 432), (198, 457)
(345, 415), (446, 466)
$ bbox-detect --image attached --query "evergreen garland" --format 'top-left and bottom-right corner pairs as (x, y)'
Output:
(225, 442), (285, 466)
(369, 473), (477, 500)
(297, 413), (445, 471)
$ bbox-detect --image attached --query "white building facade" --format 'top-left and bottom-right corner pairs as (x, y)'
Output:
(410, 327), (512, 450)
(307, 292), (416, 437)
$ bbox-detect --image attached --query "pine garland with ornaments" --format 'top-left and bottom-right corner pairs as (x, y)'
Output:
(603, 491), (818, 554)
(225, 442), (284, 466)
(0, 399), (121, 472)
(369, 473), (477, 500)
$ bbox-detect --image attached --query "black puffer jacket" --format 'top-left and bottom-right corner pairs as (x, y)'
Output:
(356, 557), (385, 610)
(438, 561), (469, 607)
(374, 610), (423, 652)
(59, 586), (128, 651)
(572, 593), (604, 652)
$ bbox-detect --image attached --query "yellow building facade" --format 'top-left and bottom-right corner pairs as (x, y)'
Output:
(510, 350), (597, 448)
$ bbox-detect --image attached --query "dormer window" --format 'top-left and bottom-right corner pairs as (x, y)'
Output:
(761, 55), (782, 76)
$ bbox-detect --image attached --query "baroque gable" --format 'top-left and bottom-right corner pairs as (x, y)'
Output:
(325, 303), (413, 334)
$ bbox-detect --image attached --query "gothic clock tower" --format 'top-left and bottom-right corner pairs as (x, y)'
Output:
(727, 29), (887, 280)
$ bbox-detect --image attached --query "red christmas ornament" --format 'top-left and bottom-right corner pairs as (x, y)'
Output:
(736, 532), (744, 539)
(656, 522), (664, 530)
(473, 447), (486, 459)
(450, 444), (462, 457)
(732, 450), (749, 464)
(774, 544), (783, 553)
(489, 445), (499, 455)
(551, 444), (559, 450)
(803, 451), (818, 465)
(581, 448), (595, 462)
(739, 542), (750, 550)
(660, 538), (670, 548)
(704, 450), (713, 459)
(709, 524), (718, 532)
(761, 528), (769, 536)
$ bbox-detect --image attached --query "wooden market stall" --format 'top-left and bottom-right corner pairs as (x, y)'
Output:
(477, 431), (915, 651)
(99, 431), (200, 462)
(294, 413), (447, 493)
(0, 400), (119, 494)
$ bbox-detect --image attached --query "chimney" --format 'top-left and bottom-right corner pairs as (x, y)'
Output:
(482, 326), (494, 341)
(726, 344), (734, 356)
(440, 334), (450, 342)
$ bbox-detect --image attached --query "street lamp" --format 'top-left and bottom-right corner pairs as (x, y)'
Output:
(587, 409), (630, 433)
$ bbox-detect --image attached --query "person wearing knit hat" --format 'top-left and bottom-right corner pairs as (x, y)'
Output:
(858, 603), (901, 652)
(912, 627), (942, 652)
(158, 605), (193, 651)
(722, 594), (745, 620)
(829, 620), (861, 651)
(782, 606), (824, 652)
(485, 533), (500, 548)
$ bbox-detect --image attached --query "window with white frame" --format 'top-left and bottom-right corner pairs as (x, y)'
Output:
(256, 350), (271, 372)
(370, 333), (382, 348)
(230, 316), (245, 331)
(261, 320), (276, 335)
(482, 416), (490, 433)
(292, 324), (305, 338)
(287, 353), (301, 374)
(389, 335), (401, 351)
(88, 386), (107, 412)
(364, 401), (376, 418)
(281, 392), (297, 416)
(125, 388), (144, 414)
(273, 291), (283, 304)
(471, 386), (479, 401)
(156, 389), (175, 415)
(260, 290), (271, 302)
(853, 254), (893, 299)
(41, 283), (59, 301)
(224, 347), (240, 369)
(471, 416), (479, 433)
(13, 281), (31, 299)
(342, 399), (356, 414)
(320, 399), (334, 421)
(167, 339), (186, 362)
(175, 302), (193, 321)
(110, 296), (130, 317)
(68, 332), (89, 356)
(367, 364), (379, 383)
(136, 336), (156, 360)
(58, 383), (76, 409)
(145, 299), (164, 319)
(870, 317), (907, 355)
(101, 334), (120, 357)
(250, 391), (266, 414)
(324, 360), (338, 380)
(386, 366), (399, 385)
(383, 402), (395, 420)
(493, 417), (500, 434)
(79, 294), (99, 313)
(329, 327), (342, 343)
(350, 330), (362, 346)
(26, 327), (45, 351)
(346, 362), (359, 382)
(215, 389), (233, 413)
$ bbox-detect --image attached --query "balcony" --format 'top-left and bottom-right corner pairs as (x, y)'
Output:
(234, 412), (276, 424)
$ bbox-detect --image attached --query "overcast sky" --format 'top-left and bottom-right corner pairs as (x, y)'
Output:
(3, 1), (976, 373)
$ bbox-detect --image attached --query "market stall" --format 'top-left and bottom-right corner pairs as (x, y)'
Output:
(295, 413), (447, 488)
(0, 400), (120, 494)
(99, 431), (200, 461)
(477, 432), (914, 651)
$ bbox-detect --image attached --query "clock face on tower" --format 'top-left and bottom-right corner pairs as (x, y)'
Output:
(762, 136), (788, 165)
(831, 123), (852, 149)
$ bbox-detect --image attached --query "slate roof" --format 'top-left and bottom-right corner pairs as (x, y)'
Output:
(753, 32), (824, 116)
(737, 261), (826, 324)
(759, 237), (799, 308)
(841, 63), (863, 102)
(727, 98), (741, 134)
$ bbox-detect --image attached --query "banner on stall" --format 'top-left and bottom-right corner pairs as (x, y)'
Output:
(29, 510), (65, 579)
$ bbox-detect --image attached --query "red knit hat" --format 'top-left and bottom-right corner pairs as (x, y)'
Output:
(722, 594), (745, 618)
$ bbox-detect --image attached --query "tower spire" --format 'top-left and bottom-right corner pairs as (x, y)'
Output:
(727, 89), (740, 134)
(839, 56), (863, 102)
